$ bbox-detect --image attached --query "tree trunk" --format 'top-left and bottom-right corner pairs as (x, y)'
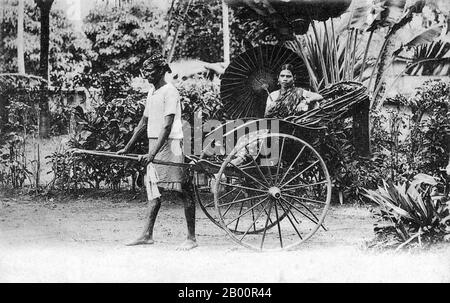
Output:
(0, 5), (7, 133)
(35, 0), (54, 138)
(352, 97), (371, 158)
(0, 94), (8, 134)
(167, 0), (193, 63)
(222, 0), (230, 65)
(372, 32), (396, 106)
(17, 0), (25, 74)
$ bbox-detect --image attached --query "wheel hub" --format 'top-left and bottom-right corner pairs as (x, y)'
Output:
(268, 187), (282, 199)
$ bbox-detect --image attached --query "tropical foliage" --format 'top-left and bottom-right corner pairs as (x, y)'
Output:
(0, 0), (89, 88)
(281, 0), (448, 108)
(363, 173), (450, 249)
(168, 0), (279, 63)
(0, 131), (31, 188)
(48, 94), (147, 191)
(0, 74), (45, 188)
(382, 80), (450, 180)
(177, 77), (223, 124)
(311, 80), (450, 204)
(75, 2), (165, 102)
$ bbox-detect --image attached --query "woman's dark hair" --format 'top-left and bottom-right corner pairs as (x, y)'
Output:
(278, 63), (295, 76)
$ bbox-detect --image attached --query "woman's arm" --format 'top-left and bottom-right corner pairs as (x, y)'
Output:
(304, 90), (324, 102)
(302, 90), (323, 110)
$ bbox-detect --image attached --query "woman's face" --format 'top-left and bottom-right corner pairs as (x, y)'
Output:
(278, 69), (294, 88)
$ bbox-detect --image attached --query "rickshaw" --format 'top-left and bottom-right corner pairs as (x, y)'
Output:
(76, 45), (369, 251)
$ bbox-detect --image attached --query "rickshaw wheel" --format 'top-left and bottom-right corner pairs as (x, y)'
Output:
(193, 123), (288, 234)
(213, 133), (332, 251)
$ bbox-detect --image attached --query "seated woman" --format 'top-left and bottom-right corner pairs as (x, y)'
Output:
(230, 64), (323, 166)
(265, 63), (323, 118)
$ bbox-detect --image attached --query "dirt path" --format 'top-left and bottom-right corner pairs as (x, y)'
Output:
(0, 191), (449, 282)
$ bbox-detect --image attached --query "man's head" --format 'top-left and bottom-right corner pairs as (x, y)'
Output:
(141, 53), (172, 84)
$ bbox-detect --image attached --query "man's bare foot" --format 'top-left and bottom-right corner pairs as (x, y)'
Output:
(126, 236), (154, 246)
(176, 239), (198, 251)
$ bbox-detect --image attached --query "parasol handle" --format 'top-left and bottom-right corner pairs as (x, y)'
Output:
(261, 83), (275, 106)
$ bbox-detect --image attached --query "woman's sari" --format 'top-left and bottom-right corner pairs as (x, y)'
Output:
(229, 86), (318, 167)
(266, 86), (317, 118)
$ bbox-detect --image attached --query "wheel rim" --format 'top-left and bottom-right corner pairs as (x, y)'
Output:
(213, 133), (332, 251)
(194, 124), (230, 231)
(195, 122), (288, 234)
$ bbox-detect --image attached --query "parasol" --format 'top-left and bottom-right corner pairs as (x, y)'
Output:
(221, 45), (309, 119)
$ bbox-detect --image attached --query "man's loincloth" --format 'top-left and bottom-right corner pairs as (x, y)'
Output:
(145, 138), (186, 200)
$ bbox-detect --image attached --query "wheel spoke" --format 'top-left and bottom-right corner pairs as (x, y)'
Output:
(226, 196), (269, 226)
(283, 193), (326, 205)
(249, 199), (257, 233)
(279, 197), (300, 224)
(222, 202), (234, 217)
(222, 189), (243, 217)
(275, 137), (286, 184)
(260, 200), (274, 249)
(234, 199), (245, 231)
(205, 187), (238, 207)
(196, 186), (210, 191)
(274, 201), (283, 248)
(219, 181), (267, 193)
(219, 187), (238, 200)
(283, 194), (327, 231)
(280, 196), (321, 226)
(239, 198), (271, 241)
(205, 200), (215, 208)
(262, 202), (274, 225)
(219, 193), (267, 208)
(277, 145), (306, 186)
(245, 145), (270, 186)
(278, 199), (302, 239)
(264, 163), (274, 186)
(282, 180), (328, 191)
(280, 160), (320, 189)
(229, 162), (269, 189)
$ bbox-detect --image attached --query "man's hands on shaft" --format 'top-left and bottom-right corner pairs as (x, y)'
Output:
(117, 148), (155, 166)
(139, 153), (156, 166)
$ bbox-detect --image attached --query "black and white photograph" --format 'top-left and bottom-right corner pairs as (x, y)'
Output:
(0, 0), (449, 285)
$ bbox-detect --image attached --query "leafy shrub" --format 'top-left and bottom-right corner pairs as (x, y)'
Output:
(321, 80), (450, 204)
(49, 94), (72, 136)
(177, 77), (224, 124)
(363, 173), (450, 249)
(77, 2), (164, 103)
(47, 94), (146, 191)
(407, 80), (450, 176)
(378, 80), (450, 181)
(0, 81), (41, 189)
(0, 132), (31, 188)
(313, 116), (391, 204)
(172, 0), (279, 63)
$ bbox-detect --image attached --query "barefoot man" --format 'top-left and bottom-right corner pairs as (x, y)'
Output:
(118, 52), (197, 250)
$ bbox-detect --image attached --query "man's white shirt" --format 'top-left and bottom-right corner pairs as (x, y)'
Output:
(143, 82), (183, 139)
